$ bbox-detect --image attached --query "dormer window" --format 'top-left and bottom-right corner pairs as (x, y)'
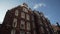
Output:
(15, 10), (19, 16)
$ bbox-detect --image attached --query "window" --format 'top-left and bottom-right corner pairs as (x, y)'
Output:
(27, 32), (31, 34)
(32, 22), (35, 28)
(46, 28), (50, 34)
(20, 20), (25, 29)
(15, 10), (19, 16)
(39, 21), (43, 25)
(12, 18), (17, 27)
(34, 30), (36, 34)
(21, 12), (25, 19)
(46, 28), (49, 31)
(20, 31), (25, 34)
(23, 8), (28, 13)
(26, 14), (30, 20)
(45, 23), (48, 27)
(11, 29), (15, 34)
(40, 27), (44, 33)
(26, 22), (30, 30)
(42, 17), (45, 20)
(40, 22), (43, 25)
(32, 16), (34, 21)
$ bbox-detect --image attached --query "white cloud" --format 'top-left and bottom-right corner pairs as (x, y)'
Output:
(45, 15), (48, 18)
(33, 3), (46, 9)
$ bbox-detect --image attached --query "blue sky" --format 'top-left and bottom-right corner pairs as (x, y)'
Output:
(0, 0), (60, 25)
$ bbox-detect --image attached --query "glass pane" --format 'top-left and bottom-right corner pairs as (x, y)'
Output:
(20, 20), (25, 29)
(21, 12), (25, 19)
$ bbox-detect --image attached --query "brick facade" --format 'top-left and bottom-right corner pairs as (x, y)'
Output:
(0, 3), (54, 34)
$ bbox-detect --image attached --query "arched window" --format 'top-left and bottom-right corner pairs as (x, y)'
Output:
(12, 18), (17, 27)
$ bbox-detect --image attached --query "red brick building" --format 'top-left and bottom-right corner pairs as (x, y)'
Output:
(0, 3), (54, 34)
